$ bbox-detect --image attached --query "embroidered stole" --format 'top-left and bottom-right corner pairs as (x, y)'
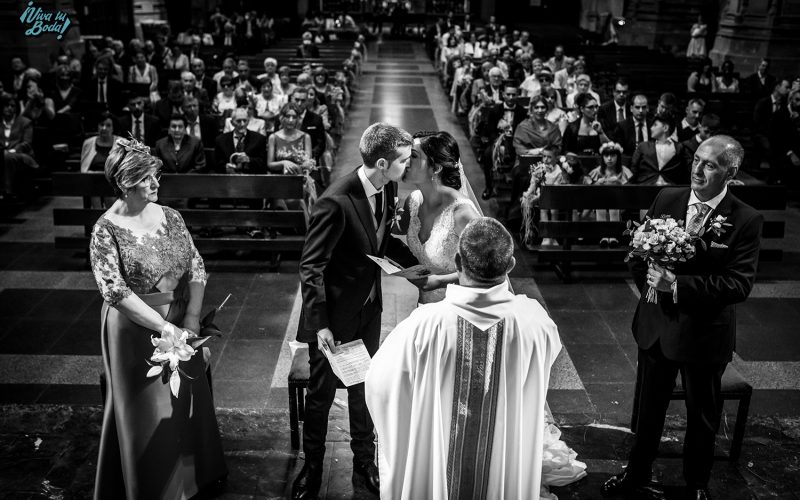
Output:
(447, 317), (504, 500)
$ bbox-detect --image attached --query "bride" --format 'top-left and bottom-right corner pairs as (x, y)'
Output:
(397, 130), (587, 498)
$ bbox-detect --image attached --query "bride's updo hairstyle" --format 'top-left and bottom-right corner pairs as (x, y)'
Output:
(105, 137), (163, 198)
(412, 131), (462, 191)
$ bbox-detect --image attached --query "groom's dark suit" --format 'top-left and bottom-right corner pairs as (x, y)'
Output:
(298, 167), (416, 468)
(627, 186), (763, 488)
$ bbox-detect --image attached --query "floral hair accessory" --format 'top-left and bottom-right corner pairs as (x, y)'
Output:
(599, 142), (624, 155)
(120, 135), (151, 156)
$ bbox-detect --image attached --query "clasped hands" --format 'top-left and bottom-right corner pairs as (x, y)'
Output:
(646, 263), (676, 293)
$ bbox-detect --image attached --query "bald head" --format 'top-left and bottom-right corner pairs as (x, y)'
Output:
(691, 135), (743, 201)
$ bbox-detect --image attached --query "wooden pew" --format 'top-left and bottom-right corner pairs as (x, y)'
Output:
(535, 184), (787, 281)
(52, 173), (308, 266)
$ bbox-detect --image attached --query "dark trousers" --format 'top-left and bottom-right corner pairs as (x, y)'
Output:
(628, 343), (727, 487)
(303, 298), (381, 465)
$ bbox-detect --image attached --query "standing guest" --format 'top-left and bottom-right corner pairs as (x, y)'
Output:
(615, 94), (653, 155)
(744, 59), (776, 99)
(153, 114), (206, 173)
(682, 113), (720, 155)
(293, 123), (417, 500)
(291, 87), (326, 164)
(686, 15), (708, 58)
(602, 136), (763, 500)
(80, 111), (120, 172)
(182, 95), (219, 149)
(213, 75), (238, 117)
(562, 93), (610, 155)
(586, 142), (632, 247)
(296, 31), (321, 58)
(598, 78), (630, 135)
(215, 22), (240, 50)
(715, 60), (740, 93)
(753, 79), (796, 183)
(1, 93), (38, 200)
(677, 98), (706, 142)
(91, 138), (227, 499)
(629, 114), (690, 185)
(687, 58), (717, 93)
(366, 218), (563, 500)
(8, 57), (27, 93)
(214, 107), (267, 174)
(118, 95), (161, 147)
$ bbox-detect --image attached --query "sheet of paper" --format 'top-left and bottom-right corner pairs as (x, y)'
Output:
(322, 339), (372, 387)
(367, 255), (430, 279)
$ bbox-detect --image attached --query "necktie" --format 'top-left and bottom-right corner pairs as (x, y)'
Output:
(235, 134), (245, 152)
(133, 118), (142, 141)
(188, 121), (197, 137)
(686, 203), (711, 235)
(98, 80), (106, 103)
(636, 122), (644, 144)
(617, 106), (624, 123)
(374, 191), (384, 226)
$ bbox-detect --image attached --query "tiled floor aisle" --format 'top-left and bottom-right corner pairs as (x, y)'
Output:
(1, 40), (800, 499)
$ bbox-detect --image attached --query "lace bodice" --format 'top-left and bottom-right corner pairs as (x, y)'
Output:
(90, 205), (206, 305)
(406, 190), (475, 302)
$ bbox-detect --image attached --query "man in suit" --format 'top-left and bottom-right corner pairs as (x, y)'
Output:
(615, 94), (654, 156)
(118, 95), (162, 147)
(180, 71), (210, 112)
(743, 58), (776, 99)
(676, 98), (705, 142)
(602, 136), (763, 500)
(190, 58), (218, 102)
(753, 78), (792, 182)
(154, 81), (187, 129)
(84, 58), (123, 117)
(598, 78), (630, 135)
(293, 123), (417, 500)
(479, 81), (527, 199)
(291, 87), (326, 163)
(630, 114), (690, 186)
(152, 114), (206, 173)
(213, 107), (267, 174)
(182, 96), (220, 149)
(681, 113), (720, 155)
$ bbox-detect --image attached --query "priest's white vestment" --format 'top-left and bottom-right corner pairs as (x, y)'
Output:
(365, 281), (562, 500)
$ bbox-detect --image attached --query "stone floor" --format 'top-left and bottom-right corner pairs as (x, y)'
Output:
(1, 40), (800, 499)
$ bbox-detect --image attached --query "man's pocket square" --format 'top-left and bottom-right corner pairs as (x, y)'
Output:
(710, 241), (729, 249)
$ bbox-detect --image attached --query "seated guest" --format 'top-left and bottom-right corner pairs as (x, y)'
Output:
(677, 98), (705, 142)
(586, 142), (633, 247)
(261, 58), (283, 97)
(190, 58), (218, 100)
(563, 93), (611, 155)
(519, 57), (544, 97)
(615, 94), (653, 155)
(277, 65), (295, 97)
(233, 59), (257, 94)
(629, 113), (690, 185)
(296, 31), (321, 58)
(180, 71), (210, 112)
(223, 100), (267, 136)
(80, 111), (120, 172)
(153, 114), (206, 173)
(687, 57), (717, 93)
(566, 74), (601, 109)
(19, 76), (55, 125)
(597, 78), (630, 135)
(213, 75), (237, 116)
(291, 87), (326, 164)
(553, 56), (576, 91)
(366, 218), (565, 499)
(128, 50), (159, 103)
(163, 43), (189, 71)
(254, 78), (285, 135)
(1, 93), (38, 199)
(214, 107), (267, 174)
(514, 95), (563, 157)
(656, 92), (679, 119)
(49, 64), (81, 114)
(681, 113), (720, 155)
(182, 96), (219, 149)
(715, 60), (740, 93)
(154, 81), (186, 129)
(212, 57), (238, 91)
(546, 44), (567, 72)
(118, 95), (161, 147)
(743, 58), (776, 99)
(529, 67), (564, 109)
(267, 102), (314, 174)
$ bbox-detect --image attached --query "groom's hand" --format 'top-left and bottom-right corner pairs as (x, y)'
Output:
(317, 328), (339, 354)
(647, 263), (675, 293)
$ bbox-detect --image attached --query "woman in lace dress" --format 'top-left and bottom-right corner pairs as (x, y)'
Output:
(90, 139), (227, 499)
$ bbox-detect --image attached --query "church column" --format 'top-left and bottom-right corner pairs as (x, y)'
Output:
(617, 0), (708, 54)
(710, 0), (800, 77)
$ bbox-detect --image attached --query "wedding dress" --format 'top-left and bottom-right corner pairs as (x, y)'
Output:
(404, 188), (587, 499)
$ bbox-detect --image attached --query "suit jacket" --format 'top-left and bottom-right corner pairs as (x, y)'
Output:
(615, 116), (654, 156)
(118, 113), (162, 147)
(1, 115), (33, 154)
(630, 187), (763, 363)
(676, 122), (698, 143)
(597, 100), (627, 136)
(153, 135), (207, 173)
(482, 103), (527, 142)
(680, 135), (702, 155)
(743, 72), (776, 99)
(185, 114), (221, 149)
(84, 77), (123, 114)
(299, 110), (326, 161)
(153, 99), (185, 129)
(213, 130), (267, 173)
(298, 170), (416, 342)
(197, 76), (217, 103)
(629, 140), (690, 185)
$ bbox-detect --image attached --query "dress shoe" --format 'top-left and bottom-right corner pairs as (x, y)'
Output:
(291, 462), (322, 500)
(686, 487), (711, 500)
(353, 460), (380, 494)
(601, 469), (651, 496)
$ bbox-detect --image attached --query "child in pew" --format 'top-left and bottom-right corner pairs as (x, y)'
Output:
(585, 142), (632, 248)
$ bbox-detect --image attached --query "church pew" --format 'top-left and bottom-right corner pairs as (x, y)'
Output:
(535, 184), (787, 281)
(51, 172), (308, 266)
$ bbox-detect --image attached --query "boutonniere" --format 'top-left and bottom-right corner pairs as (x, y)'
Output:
(700, 214), (731, 239)
(390, 196), (403, 230)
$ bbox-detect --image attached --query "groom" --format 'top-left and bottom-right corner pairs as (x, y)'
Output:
(602, 136), (763, 500)
(294, 122), (417, 499)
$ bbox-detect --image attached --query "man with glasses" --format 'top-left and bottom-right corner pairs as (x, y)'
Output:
(291, 88), (326, 163)
(598, 78), (630, 135)
(615, 94), (654, 155)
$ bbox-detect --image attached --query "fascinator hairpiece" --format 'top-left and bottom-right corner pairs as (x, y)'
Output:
(119, 135), (152, 156)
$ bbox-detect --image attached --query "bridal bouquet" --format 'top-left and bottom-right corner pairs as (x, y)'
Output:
(146, 295), (228, 398)
(624, 217), (699, 304)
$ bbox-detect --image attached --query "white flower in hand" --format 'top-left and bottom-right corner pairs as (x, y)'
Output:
(148, 323), (196, 397)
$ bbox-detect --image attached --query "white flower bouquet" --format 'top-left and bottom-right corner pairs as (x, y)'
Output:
(624, 216), (700, 304)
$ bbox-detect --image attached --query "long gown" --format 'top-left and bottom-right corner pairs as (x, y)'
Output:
(90, 205), (227, 499)
(405, 189), (586, 498)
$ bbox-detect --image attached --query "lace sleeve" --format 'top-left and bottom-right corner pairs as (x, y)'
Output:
(172, 208), (207, 285)
(89, 220), (133, 306)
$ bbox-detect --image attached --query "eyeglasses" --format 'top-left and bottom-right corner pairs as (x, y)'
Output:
(584, 104), (599, 109)
(139, 172), (161, 185)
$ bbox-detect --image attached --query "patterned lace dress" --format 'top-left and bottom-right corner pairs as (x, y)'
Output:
(90, 205), (227, 500)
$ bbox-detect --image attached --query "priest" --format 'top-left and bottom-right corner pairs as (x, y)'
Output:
(365, 218), (562, 500)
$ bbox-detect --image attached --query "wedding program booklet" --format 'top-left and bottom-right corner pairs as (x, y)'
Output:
(321, 339), (372, 387)
(367, 255), (431, 280)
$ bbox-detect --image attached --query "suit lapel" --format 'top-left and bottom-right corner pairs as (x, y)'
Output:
(347, 169), (378, 252)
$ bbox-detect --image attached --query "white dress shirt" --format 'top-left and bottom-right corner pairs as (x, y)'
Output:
(686, 185), (727, 229)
